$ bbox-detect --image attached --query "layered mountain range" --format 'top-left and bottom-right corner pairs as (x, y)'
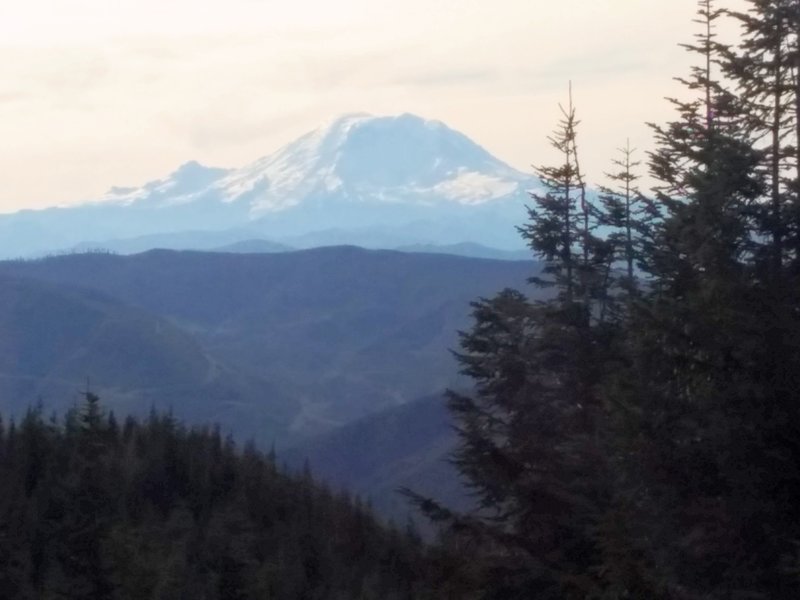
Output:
(0, 113), (537, 258)
(0, 247), (536, 444)
(0, 247), (540, 519)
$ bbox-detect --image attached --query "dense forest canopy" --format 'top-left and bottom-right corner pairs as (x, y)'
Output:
(0, 394), (447, 599)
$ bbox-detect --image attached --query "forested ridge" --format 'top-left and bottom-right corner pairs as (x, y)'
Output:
(0, 394), (443, 599)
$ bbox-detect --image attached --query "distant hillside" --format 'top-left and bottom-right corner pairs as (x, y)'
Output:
(0, 247), (538, 443)
(287, 394), (470, 524)
(70, 229), (287, 256)
(395, 242), (530, 261)
(212, 239), (294, 253)
(0, 274), (297, 442)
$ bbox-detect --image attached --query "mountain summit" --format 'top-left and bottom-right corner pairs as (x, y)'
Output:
(236, 112), (528, 213)
(105, 113), (530, 213)
(0, 113), (536, 257)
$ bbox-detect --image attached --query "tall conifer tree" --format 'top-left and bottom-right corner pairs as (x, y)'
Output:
(617, 1), (800, 596)
(408, 87), (618, 599)
(598, 141), (657, 289)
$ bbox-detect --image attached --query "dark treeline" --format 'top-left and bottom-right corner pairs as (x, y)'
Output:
(408, 1), (800, 599)
(0, 393), (446, 599)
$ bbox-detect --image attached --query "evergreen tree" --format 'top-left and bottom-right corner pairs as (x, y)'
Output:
(614, 1), (800, 596)
(519, 84), (615, 314)
(49, 392), (117, 599)
(597, 140), (658, 288)
(724, 0), (800, 273)
(408, 87), (618, 599)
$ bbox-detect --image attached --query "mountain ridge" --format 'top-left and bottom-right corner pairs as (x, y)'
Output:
(0, 246), (539, 443)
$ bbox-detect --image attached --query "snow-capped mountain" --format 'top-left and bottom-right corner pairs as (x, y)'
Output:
(216, 112), (529, 212)
(99, 160), (232, 208)
(0, 113), (538, 258)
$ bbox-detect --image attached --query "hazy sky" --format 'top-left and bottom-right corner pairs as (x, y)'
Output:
(0, 0), (747, 212)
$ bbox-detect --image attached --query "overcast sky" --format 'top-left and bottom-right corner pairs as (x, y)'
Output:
(0, 0), (747, 212)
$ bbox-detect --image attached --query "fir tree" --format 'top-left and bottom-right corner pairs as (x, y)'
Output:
(50, 392), (117, 599)
(724, 0), (800, 273)
(597, 140), (658, 288)
(408, 87), (618, 599)
(616, 1), (800, 596)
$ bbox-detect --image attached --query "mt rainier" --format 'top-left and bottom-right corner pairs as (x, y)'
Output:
(0, 113), (538, 258)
